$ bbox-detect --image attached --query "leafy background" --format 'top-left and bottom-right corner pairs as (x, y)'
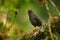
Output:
(0, 0), (60, 40)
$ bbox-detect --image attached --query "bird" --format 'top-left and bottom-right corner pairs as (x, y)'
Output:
(27, 10), (42, 27)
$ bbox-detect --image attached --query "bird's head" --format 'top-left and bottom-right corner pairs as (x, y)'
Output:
(28, 10), (33, 14)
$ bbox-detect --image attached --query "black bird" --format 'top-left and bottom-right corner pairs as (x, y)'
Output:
(28, 10), (42, 27)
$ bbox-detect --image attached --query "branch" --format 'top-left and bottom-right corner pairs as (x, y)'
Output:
(45, 0), (54, 40)
(49, 0), (60, 16)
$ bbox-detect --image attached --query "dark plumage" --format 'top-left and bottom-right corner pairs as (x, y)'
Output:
(28, 10), (42, 27)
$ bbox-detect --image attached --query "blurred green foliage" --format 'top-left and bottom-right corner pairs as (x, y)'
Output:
(0, 0), (60, 40)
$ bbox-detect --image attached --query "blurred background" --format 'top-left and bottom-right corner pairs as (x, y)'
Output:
(0, 0), (60, 40)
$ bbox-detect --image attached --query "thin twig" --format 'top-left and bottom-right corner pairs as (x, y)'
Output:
(49, 0), (60, 16)
(45, 0), (52, 18)
(48, 19), (54, 40)
(45, 0), (54, 40)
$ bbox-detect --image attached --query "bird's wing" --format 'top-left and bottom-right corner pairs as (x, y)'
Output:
(34, 17), (42, 24)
